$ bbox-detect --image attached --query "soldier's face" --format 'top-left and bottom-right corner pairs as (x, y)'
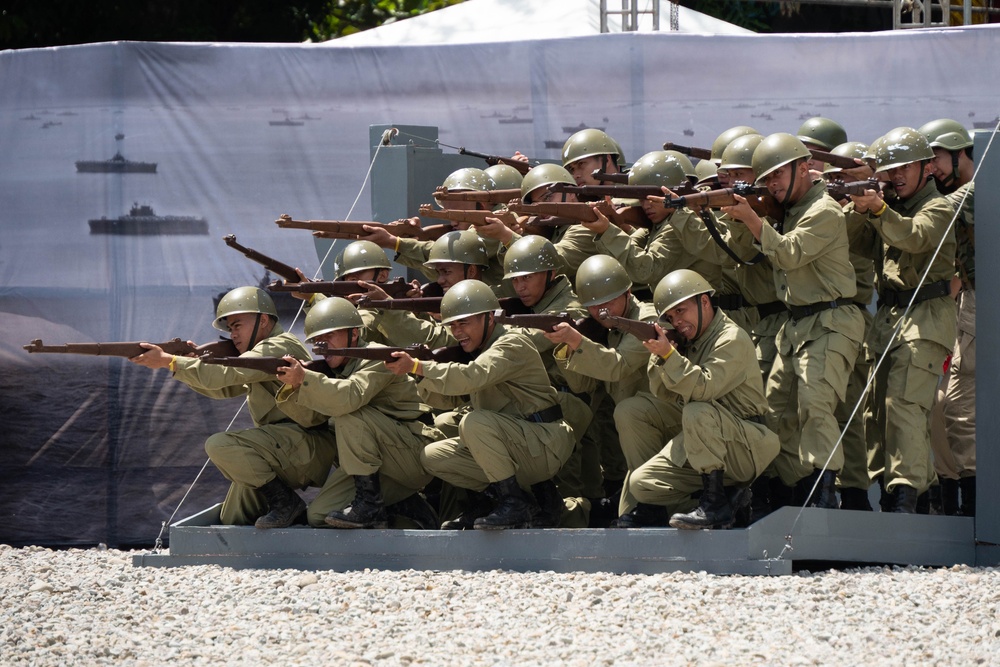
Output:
(566, 156), (606, 186)
(763, 161), (810, 203)
(341, 268), (387, 283)
(448, 314), (489, 352)
(641, 197), (670, 224)
(311, 329), (355, 368)
(435, 263), (474, 293)
(886, 161), (927, 200)
(718, 167), (755, 188)
(588, 292), (629, 326)
(663, 295), (711, 341)
(226, 313), (271, 353)
(512, 271), (549, 307)
(928, 148), (955, 183)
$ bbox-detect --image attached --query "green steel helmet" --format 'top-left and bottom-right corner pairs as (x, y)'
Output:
(484, 164), (524, 190)
(575, 255), (632, 307)
(823, 141), (869, 175)
(561, 128), (620, 167)
(664, 150), (697, 179)
(424, 230), (489, 268)
(710, 126), (759, 163)
(213, 286), (278, 331)
(752, 132), (812, 183)
(520, 163), (574, 203)
(653, 269), (715, 318)
(627, 151), (688, 189)
(611, 139), (628, 169)
(718, 134), (765, 171)
(304, 296), (363, 342)
(796, 117), (848, 151)
(441, 167), (494, 192)
(439, 279), (500, 325)
(336, 240), (392, 278)
(863, 135), (886, 164)
(918, 118), (974, 152)
(503, 235), (561, 278)
(873, 126), (935, 173)
(694, 159), (718, 186)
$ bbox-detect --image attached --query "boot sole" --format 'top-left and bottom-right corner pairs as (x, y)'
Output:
(324, 516), (388, 529)
(472, 521), (532, 530)
(668, 517), (734, 530)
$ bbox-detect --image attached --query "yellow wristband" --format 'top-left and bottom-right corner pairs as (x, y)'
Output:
(411, 359), (420, 375)
(168, 356), (177, 372)
(660, 346), (674, 361)
(394, 236), (401, 253)
(872, 200), (888, 217)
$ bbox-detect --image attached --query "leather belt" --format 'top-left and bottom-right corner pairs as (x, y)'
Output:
(756, 301), (789, 319)
(528, 404), (564, 423)
(713, 293), (745, 310)
(745, 414), (766, 425)
(878, 280), (951, 309)
(788, 297), (854, 321)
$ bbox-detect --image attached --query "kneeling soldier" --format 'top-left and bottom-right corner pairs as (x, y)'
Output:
(386, 280), (576, 529)
(626, 270), (779, 529)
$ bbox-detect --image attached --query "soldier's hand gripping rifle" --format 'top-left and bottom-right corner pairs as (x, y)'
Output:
(457, 148), (538, 175)
(596, 310), (683, 346)
(312, 342), (473, 364)
(198, 354), (331, 375)
(662, 141), (862, 172)
(661, 182), (783, 220)
(23, 337), (240, 359)
(222, 234), (304, 284)
(506, 200), (650, 231)
(433, 187), (522, 205)
(491, 310), (608, 345)
(275, 214), (452, 242)
(268, 276), (416, 299)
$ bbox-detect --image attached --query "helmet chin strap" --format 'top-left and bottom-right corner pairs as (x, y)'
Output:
(474, 313), (492, 352)
(781, 160), (800, 207)
(247, 313), (263, 351)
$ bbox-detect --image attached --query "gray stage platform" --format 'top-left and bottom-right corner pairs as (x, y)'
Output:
(132, 504), (986, 575)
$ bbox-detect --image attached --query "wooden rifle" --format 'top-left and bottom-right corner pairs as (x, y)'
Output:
(223, 234), (303, 283)
(276, 214), (452, 242)
(506, 200), (651, 230)
(662, 141), (862, 171)
(312, 342), (473, 364)
(433, 187), (521, 205)
(491, 310), (608, 345)
(198, 355), (331, 375)
(268, 276), (415, 298)
(23, 337), (239, 359)
(457, 148), (537, 175)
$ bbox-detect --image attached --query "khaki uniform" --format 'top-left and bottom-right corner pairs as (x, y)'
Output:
(274, 343), (442, 526)
(849, 179), (956, 492)
(171, 325), (337, 525)
(931, 182), (976, 481)
(755, 181), (864, 484)
(627, 310), (779, 514)
(419, 326), (576, 490)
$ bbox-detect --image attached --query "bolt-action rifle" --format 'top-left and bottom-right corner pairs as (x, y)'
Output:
(547, 182), (697, 200)
(268, 276), (415, 299)
(357, 295), (532, 315)
(416, 205), (516, 227)
(591, 170), (629, 184)
(506, 200), (651, 230)
(312, 342), (473, 364)
(198, 355), (331, 375)
(276, 214), (452, 242)
(491, 310), (608, 345)
(825, 178), (884, 200)
(222, 235), (304, 283)
(661, 182), (784, 220)
(457, 148), (538, 175)
(662, 141), (863, 171)
(433, 187), (522, 205)
(596, 310), (683, 346)
(23, 337), (240, 359)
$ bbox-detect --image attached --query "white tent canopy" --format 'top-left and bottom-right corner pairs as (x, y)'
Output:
(327, 0), (751, 47)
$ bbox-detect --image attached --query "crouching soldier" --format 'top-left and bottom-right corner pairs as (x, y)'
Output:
(625, 270), (780, 529)
(385, 280), (576, 529)
(129, 287), (337, 529)
(275, 297), (442, 529)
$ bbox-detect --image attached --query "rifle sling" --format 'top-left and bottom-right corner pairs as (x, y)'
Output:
(697, 210), (764, 266)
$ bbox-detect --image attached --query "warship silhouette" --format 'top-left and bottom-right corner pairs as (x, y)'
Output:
(88, 203), (207, 235)
(76, 152), (157, 174)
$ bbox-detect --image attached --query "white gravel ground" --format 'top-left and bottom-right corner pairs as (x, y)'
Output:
(2, 544), (998, 666)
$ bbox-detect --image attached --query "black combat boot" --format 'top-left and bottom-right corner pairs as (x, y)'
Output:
(387, 492), (439, 530)
(876, 475), (895, 512)
(440, 489), (493, 530)
(254, 477), (307, 529)
(609, 502), (670, 528)
(891, 484), (919, 514)
(530, 479), (564, 528)
(940, 478), (961, 516)
(669, 470), (735, 530)
(324, 473), (388, 529)
(474, 476), (538, 530)
(959, 476), (976, 517)
(839, 487), (873, 512)
(769, 476), (796, 511)
(798, 469), (839, 509)
(749, 476), (772, 523)
(916, 491), (931, 515)
(728, 485), (753, 528)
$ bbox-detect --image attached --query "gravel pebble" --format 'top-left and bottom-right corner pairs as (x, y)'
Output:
(1, 545), (998, 666)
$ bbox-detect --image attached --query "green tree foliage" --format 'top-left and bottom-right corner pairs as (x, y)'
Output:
(305, 0), (467, 40)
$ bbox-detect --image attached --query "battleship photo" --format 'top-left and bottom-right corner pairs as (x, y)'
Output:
(88, 203), (208, 235)
(75, 152), (157, 173)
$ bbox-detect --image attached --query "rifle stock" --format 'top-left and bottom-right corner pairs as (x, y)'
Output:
(222, 235), (302, 283)
(417, 205), (506, 227)
(198, 355), (331, 375)
(268, 276), (414, 298)
(23, 337), (240, 359)
(312, 342), (472, 364)
(826, 178), (883, 200)
(597, 310), (682, 346)
(433, 187), (521, 204)
(276, 214), (449, 242)
(457, 148), (536, 175)
(507, 201), (651, 230)
(492, 310), (607, 343)
(663, 182), (782, 219)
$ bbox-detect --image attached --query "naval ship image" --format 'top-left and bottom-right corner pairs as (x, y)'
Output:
(88, 203), (208, 235)
(76, 152), (158, 173)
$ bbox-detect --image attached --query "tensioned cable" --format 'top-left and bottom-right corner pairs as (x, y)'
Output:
(770, 121), (998, 564)
(149, 128), (398, 552)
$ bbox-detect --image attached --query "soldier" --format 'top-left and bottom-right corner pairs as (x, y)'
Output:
(848, 126), (957, 513)
(544, 255), (658, 521)
(386, 280), (576, 529)
(920, 118), (976, 516)
(274, 297), (441, 529)
(620, 270), (778, 529)
(561, 128), (622, 187)
(128, 287), (337, 528)
(797, 116), (849, 175)
(725, 133), (864, 509)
